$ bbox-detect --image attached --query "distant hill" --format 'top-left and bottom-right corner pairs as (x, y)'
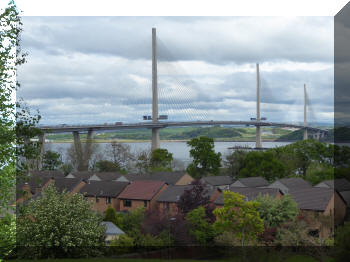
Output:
(276, 128), (334, 142)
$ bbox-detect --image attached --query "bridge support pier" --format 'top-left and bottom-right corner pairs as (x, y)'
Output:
(255, 63), (262, 149)
(38, 132), (46, 170)
(73, 131), (85, 171)
(303, 84), (308, 140)
(151, 128), (160, 151)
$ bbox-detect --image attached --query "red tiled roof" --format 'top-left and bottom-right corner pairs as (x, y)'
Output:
(118, 180), (166, 200)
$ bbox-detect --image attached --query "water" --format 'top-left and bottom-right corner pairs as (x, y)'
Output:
(47, 141), (292, 165)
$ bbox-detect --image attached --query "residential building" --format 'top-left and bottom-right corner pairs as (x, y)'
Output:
(79, 180), (129, 212)
(125, 171), (193, 185)
(289, 187), (347, 238)
(201, 175), (234, 190)
(230, 177), (269, 188)
(157, 185), (221, 215)
(118, 180), (167, 211)
(101, 221), (125, 243)
(315, 179), (350, 207)
(268, 177), (312, 194)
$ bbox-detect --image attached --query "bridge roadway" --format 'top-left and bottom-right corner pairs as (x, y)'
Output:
(39, 121), (328, 134)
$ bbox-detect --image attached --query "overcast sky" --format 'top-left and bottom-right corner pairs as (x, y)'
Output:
(17, 16), (334, 125)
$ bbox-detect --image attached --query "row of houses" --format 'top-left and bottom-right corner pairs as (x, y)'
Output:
(16, 170), (350, 238)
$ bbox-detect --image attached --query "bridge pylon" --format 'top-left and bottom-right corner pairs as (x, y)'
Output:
(151, 27), (160, 151)
(256, 63), (262, 148)
(303, 84), (308, 140)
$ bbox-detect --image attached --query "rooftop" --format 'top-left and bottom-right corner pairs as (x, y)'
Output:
(80, 181), (129, 197)
(118, 180), (166, 200)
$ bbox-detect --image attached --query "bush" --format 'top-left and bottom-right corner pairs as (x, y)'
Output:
(16, 184), (106, 259)
(0, 214), (16, 259)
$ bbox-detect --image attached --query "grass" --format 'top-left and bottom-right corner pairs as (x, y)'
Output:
(11, 255), (335, 262)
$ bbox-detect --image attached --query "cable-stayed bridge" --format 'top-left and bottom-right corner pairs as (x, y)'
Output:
(38, 28), (328, 170)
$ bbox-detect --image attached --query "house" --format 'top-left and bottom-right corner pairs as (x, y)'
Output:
(214, 187), (283, 207)
(79, 181), (129, 213)
(125, 171), (193, 185)
(268, 177), (312, 194)
(88, 172), (129, 182)
(101, 221), (125, 243)
(289, 187), (347, 238)
(51, 178), (86, 195)
(65, 171), (94, 180)
(117, 180), (168, 211)
(315, 179), (350, 207)
(230, 177), (269, 188)
(16, 175), (53, 203)
(157, 185), (221, 215)
(201, 176), (234, 190)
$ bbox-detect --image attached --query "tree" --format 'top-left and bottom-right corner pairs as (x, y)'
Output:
(186, 136), (222, 178)
(239, 151), (286, 182)
(107, 141), (134, 171)
(16, 184), (105, 259)
(0, 214), (16, 259)
(0, 1), (41, 216)
(255, 194), (299, 228)
(334, 221), (350, 262)
(95, 160), (120, 172)
(42, 150), (63, 170)
(186, 206), (216, 245)
(103, 205), (118, 225)
(213, 191), (264, 248)
(135, 149), (151, 174)
(177, 179), (210, 215)
(149, 148), (173, 172)
(223, 149), (247, 178)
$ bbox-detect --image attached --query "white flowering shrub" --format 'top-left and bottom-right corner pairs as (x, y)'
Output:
(16, 184), (106, 259)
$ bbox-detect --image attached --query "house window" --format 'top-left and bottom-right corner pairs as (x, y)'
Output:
(124, 200), (132, 207)
(106, 197), (111, 204)
(144, 200), (147, 207)
(308, 229), (319, 238)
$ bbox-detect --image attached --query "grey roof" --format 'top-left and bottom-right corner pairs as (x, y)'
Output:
(215, 187), (281, 205)
(276, 177), (312, 189)
(80, 181), (129, 197)
(125, 171), (189, 185)
(68, 171), (94, 180)
(95, 172), (125, 181)
(340, 191), (350, 206)
(202, 176), (233, 186)
(233, 177), (269, 187)
(315, 179), (350, 192)
(157, 184), (218, 203)
(28, 170), (65, 179)
(17, 175), (52, 197)
(52, 178), (84, 193)
(289, 187), (336, 211)
(157, 185), (193, 203)
(101, 221), (125, 235)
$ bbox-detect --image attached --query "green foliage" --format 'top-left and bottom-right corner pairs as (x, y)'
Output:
(305, 162), (334, 185)
(61, 163), (74, 175)
(223, 150), (247, 178)
(42, 150), (63, 170)
(149, 148), (173, 172)
(115, 207), (145, 236)
(16, 184), (105, 259)
(334, 221), (350, 262)
(213, 191), (264, 247)
(186, 206), (216, 245)
(239, 150), (286, 181)
(255, 194), (299, 228)
(0, 214), (16, 259)
(95, 160), (120, 172)
(109, 234), (135, 253)
(103, 205), (118, 225)
(275, 219), (316, 246)
(186, 136), (222, 178)
(135, 150), (151, 174)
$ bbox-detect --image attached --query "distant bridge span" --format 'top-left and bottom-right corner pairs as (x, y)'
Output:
(39, 121), (328, 134)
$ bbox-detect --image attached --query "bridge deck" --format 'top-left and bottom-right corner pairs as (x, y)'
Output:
(39, 121), (328, 134)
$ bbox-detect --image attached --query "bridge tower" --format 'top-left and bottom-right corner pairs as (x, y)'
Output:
(303, 84), (308, 140)
(151, 27), (160, 150)
(256, 63), (262, 148)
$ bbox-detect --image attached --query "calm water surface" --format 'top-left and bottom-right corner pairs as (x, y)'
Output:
(48, 141), (291, 164)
